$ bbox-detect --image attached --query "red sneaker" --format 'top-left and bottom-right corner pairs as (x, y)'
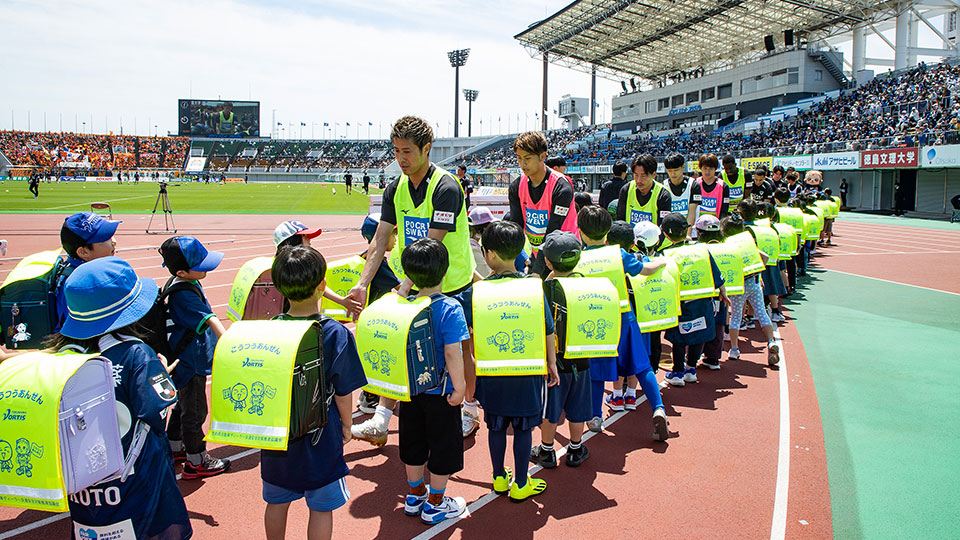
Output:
(181, 454), (231, 480)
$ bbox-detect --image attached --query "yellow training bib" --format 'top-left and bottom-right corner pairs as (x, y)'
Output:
(553, 277), (620, 359)
(473, 278), (546, 376)
(628, 257), (680, 332)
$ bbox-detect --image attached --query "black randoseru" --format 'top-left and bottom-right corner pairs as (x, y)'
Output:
(289, 321), (329, 445)
(0, 258), (71, 349)
(139, 277), (203, 362)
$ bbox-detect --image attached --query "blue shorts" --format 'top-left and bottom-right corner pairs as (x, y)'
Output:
(262, 477), (350, 512)
(545, 372), (593, 424)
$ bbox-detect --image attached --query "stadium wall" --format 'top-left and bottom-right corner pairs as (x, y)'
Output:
(611, 48), (842, 132)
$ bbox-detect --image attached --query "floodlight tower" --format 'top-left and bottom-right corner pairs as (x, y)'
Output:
(448, 48), (470, 137)
(463, 89), (478, 137)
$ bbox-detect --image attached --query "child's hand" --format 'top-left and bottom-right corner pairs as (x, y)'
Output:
(341, 424), (352, 444)
(157, 353), (179, 374)
(397, 278), (414, 297)
(545, 362), (560, 387)
(446, 389), (464, 407)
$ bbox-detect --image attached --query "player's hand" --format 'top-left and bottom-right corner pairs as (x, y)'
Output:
(346, 284), (369, 311)
(446, 389), (464, 407)
(341, 295), (363, 320)
(341, 424), (352, 444)
(157, 353), (179, 374)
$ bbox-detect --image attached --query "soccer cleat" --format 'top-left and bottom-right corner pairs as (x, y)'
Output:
(604, 393), (625, 411)
(624, 394), (638, 410)
(652, 408), (669, 441)
(461, 409), (480, 438)
(728, 347), (741, 360)
(492, 467), (512, 495)
(420, 495), (467, 524)
(509, 477), (546, 503)
(683, 368), (698, 383)
(351, 418), (388, 447)
(565, 444), (590, 467)
(664, 371), (685, 387)
(768, 342), (781, 366)
(181, 454), (230, 480)
(529, 444), (558, 469)
(357, 392), (378, 414)
(586, 416), (603, 433)
(404, 486), (430, 516)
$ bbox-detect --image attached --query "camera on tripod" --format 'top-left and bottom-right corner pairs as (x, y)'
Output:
(147, 180), (175, 234)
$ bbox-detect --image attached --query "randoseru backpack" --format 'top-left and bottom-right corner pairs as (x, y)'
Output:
(0, 254), (72, 349)
(272, 314), (332, 445)
(138, 277), (204, 362)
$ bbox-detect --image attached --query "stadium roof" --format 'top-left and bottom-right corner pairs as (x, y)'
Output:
(515, 0), (895, 83)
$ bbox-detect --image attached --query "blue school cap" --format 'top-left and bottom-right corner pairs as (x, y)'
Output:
(60, 257), (158, 339)
(63, 212), (121, 244)
(361, 213), (381, 242)
(159, 236), (223, 273)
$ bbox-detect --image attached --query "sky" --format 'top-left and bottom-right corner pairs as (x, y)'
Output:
(0, 0), (953, 140)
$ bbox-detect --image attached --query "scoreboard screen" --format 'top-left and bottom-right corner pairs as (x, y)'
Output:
(178, 99), (260, 138)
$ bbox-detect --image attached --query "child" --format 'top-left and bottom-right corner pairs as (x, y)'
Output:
(577, 205), (668, 440)
(694, 215), (728, 369)
(398, 238), (469, 524)
(660, 213), (728, 386)
(265, 245), (367, 540)
(719, 216), (781, 366)
(54, 212), (121, 330)
(468, 206), (496, 278)
(460, 221), (559, 498)
(532, 230), (599, 467)
(354, 214), (401, 415)
(633, 221), (666, 374)
(49, 257), (191, 539)
(757, 202), (787, 322)
(606, 220), (636, 252)
(274, 220), (362, 317)
(159, 236), (231, 478)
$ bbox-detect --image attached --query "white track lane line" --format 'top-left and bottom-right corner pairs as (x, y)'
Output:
(411, 382), (668, 540)
(821, 268), (960, 296)
(769, 328), (790, 540)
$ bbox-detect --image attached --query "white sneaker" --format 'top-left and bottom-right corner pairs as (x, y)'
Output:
(723, 331), (730, 342)
(768, 341), (781, 366)
(664, 371), (685, 387)
(728, 347), (741, 360)
(771, 312), (786, 323)
(682, 368), (698, 383)
(420, 495), (466, 524)
(461, 409), (480, 438)
(351, 417), (388, 447)
(652, 408), (669, 441)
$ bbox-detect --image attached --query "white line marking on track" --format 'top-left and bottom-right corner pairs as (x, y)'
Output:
(39, 195), (157, 210)
(822, 268), (960, 296)
(769, 328), (790, 540)
(411, 382), (668, 540)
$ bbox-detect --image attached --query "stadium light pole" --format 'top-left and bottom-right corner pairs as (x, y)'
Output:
(463, 89), (478, 137)
(447, 48), (470, 138)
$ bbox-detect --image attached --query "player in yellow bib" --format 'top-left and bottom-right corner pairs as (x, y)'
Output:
(347, 117), (479, 447)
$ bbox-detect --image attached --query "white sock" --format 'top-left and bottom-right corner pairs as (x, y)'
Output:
(612, 388), (623, 399)
(373, 405), (393, 428)
(625, 387), (637, 398)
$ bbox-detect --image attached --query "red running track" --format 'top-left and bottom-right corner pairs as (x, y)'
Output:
(0, 212), (832, 539)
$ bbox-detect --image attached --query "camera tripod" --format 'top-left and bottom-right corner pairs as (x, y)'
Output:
(146, 184), (177, 234)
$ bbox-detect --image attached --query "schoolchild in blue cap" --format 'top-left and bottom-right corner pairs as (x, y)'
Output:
(351, 213), (403, 420)
(47, 257), (191, 540)
(54, 212), (122, 330)
(158, 235), (231, 479)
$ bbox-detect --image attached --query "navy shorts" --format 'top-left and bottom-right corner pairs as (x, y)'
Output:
(262, 477), (350, 512)
(545, 372), (592, 424)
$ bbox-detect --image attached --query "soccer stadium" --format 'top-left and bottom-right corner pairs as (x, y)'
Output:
(1, 1), (959, 539)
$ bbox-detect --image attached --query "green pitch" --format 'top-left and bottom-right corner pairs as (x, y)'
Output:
(0, 181), (377, 214)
